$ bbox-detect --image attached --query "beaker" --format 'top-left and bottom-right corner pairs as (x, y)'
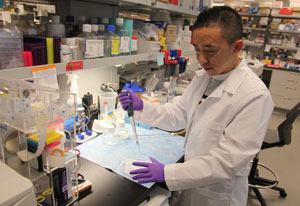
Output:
(102, 125), (118, 145)
(100, 92), (117, 114)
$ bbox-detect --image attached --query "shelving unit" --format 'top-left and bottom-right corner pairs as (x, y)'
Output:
(0, 53), (149, 79)
(271, 14), (300, 19)
(153, 1), (200, 16)
(269, 45), (298, 51)
(240, 13), (269, 17)
(243, 27), (267, 31)
(269, 30), (300, 34)
(243, 40), (264, 48)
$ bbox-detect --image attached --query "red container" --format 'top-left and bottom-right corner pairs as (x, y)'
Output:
(280, 8), (293, 15)
(170, 0), (178, 5)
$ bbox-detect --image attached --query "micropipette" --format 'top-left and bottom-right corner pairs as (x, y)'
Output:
(122, 91), (139, 144)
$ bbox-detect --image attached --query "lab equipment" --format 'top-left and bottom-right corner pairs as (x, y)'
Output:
(120, 90), (139, 144)
(99, 92), (117, 114)
(0, 161), (37, 206)
(0, 76), (78, 206)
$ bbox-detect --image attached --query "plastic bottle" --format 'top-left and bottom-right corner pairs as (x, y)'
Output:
(60, 44), (71, 63)
(66, 38), (78, 61)
(101, 18), (109, 26)
(182, 25), (193, 50)
(116, 18), (130, 56)
(92, 24), (104, 58)
(131, 35), (138, 55)
(65, 16), (75, 37)
(47, 16), (65, 38)
(77, 16), (87, 32)
(23, 14), (37, 36)
(98, 24), (106, 36)
(104, 25), (120, 57)
(78, 24), (98, 59)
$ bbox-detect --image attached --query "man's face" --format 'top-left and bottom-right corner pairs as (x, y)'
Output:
(193, 26), (240, 75)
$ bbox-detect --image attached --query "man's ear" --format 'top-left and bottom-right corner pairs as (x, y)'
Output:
(233, 40), (243, 54)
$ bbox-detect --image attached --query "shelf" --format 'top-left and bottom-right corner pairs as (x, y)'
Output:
(0, 54), (149, 79)
(120, 0), (153, 6)
(182, 49), (196, 56)
(243, 40), (264, 47)
(239, 13), (269, 17)
(270, 45), (298, 51)
(269, 30), (300, 34)
(243, 27), (267, 31)
(271, 14), (300, 19)
(153, 1), (200, 17)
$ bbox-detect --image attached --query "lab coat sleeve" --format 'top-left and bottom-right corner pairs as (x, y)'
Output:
(137, 95), (187, 131)
(164, 90), (274, 191)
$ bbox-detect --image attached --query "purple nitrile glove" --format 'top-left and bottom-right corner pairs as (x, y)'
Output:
(117, 90), (143, 111)
(130, 157), (165, 183)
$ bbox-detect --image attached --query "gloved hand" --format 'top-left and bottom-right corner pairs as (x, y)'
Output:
(118, 90), (143, 111)
(130, 157), (165, 183)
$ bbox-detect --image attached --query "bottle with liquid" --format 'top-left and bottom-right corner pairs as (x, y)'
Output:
(78, 24), (98, 59)
(104, 25), (120, 57)
(116, 18), (130, 56)
(98, 24), (106, 36)
(101, 18), (109, 27)
(77, 16), (87, 32)
(92, 24), (104, 58)
(66, 38), (78, 61)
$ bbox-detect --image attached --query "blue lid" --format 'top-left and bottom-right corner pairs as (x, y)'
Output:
(107, 25), (115, 32)
(170, 50), (178, 57)
(66, 16), (74, 22)
(122, 82), (145, 93)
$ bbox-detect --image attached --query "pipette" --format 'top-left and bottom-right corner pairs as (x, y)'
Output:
(122, 91), (139, 144)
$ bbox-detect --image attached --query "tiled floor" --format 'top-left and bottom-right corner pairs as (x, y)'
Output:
(247, 109), (300, 206)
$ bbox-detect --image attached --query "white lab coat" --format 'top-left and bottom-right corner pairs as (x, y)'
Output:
(137, 61), (274, 206)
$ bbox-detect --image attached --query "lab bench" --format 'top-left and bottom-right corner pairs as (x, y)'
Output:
(71, 157), (152, 206)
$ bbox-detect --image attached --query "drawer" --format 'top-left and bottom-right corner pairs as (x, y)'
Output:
(271, 70), (300, 83)
(271, 94), (300, 110)
(269, 84), (300, 98)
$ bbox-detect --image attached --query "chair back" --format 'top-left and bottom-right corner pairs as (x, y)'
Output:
(278, 102), (300, 146)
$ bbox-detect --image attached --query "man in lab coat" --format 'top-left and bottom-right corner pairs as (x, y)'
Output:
(118, 6), (274, 206)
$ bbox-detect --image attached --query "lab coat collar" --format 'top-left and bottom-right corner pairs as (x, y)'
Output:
(195, 60), (247, 99)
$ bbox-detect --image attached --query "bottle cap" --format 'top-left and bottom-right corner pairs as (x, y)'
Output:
(52, 16), (60, 24)
(66, 16), (74, 22)
(132, 35), (138, 40)
(184, 25), (190, 31)
(83, 24), (92, 33)
(98, 24), (105, 31)
(116, 18), (124, 25)
(92, 24), (98, 32)
(77, 16), (86, 23)
(101, 18), (109, 24)
(107, 25), (115, 32)
(90, 17), (98, 24)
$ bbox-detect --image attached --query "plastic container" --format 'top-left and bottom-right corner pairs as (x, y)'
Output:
(122, 82), (146, 98)
(100, 92), (117, 114)
(47, 15), (65, 38)
(114, 119), (129, 139)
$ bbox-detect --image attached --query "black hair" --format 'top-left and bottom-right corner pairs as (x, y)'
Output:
(193, 6), (242, 45)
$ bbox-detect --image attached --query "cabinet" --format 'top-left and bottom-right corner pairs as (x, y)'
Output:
(267, 68), (300, 109)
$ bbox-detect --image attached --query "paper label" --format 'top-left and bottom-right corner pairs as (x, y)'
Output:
(66, 61), (83, 71)
(111, 37), (120, 55)
(157, 53), (164, 66)
(85, 39), (98, 58)
(183, 36), (191, 42)
(264, 44), (271, 52)
(96, 39), (104, 57)
(131, 39), (137, 51)
(295, 48), (300, 60)
(120, 37), (130, 53)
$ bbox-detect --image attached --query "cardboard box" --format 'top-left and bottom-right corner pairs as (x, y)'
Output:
(258, 8), (271, 14)
(270, 22), (279, 30)
(158, 0), (169, 2)
(165, 25), (177, 43)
